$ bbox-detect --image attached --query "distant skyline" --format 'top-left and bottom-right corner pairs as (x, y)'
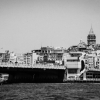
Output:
(0, 0), (100, 53)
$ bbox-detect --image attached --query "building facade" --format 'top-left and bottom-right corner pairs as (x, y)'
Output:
(24, 53), (32, 65)
(32, 46), (67, 65)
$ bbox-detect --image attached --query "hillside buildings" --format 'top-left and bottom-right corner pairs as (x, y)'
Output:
(67, 27), (100, 52)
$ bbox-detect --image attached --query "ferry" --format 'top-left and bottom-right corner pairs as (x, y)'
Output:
(63, 51), (100, 82)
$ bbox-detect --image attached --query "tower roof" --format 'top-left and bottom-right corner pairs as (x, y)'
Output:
(89, 26), (94, 34)
(88, 26), (96, 38)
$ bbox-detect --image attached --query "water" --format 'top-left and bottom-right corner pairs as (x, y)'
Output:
(0, 83), (100, 100)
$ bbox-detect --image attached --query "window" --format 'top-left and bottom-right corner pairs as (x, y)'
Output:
(68, 69), (77, 74)
(67, 59), (80, 62)
(71, 53), (82, 57)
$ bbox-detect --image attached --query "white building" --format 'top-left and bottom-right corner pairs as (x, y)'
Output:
(32, 52), (39, 65)
(9, 52), (17, 63)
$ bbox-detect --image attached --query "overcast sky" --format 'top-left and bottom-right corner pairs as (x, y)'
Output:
(0, 0), (100, 53)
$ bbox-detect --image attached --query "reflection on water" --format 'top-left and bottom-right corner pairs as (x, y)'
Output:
(0, 83), (100, 100)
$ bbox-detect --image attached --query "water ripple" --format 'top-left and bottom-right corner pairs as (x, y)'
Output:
(0, 83), (100, 100)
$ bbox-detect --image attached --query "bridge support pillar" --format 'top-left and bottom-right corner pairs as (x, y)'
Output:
(83, 72), (86, 80)
(63, 69), (67, 82)
(77, 68), (80, 73)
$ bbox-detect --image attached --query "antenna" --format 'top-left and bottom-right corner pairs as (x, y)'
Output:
(41, 42), (42, 49)
(89, 24), (94, 34)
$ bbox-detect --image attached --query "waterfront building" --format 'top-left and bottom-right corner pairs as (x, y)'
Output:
(0, 50), (10, 63)
(9, 52), (17, 63)
(16, 53), (24, 64)
(24, 53), (32, 65)
(0, 50), (5, 63)
(32, 51), (39, 64)
(32, 46), (67, 65)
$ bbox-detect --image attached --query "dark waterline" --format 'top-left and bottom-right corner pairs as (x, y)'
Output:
(0, 83), (100, 100)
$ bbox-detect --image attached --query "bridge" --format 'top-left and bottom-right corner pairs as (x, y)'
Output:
(0, 63), (65, 83)
(1, 62), (100, 83)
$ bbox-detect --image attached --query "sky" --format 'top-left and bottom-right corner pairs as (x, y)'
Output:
(0, 0), (100, 53)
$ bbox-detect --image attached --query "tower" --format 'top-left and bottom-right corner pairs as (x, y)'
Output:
(87, 26), (96, 46)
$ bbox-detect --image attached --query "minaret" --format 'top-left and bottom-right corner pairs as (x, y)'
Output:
(87, 26), (96, 46)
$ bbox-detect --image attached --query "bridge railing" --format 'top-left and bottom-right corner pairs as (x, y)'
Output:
(32, 63), (66, 69)
(0, 62), (32, 68)
(0, 62), (66, 69)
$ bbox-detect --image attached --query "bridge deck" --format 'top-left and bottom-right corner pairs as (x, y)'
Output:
(0, 63), (65, 70)
(0, 63), (100, 71)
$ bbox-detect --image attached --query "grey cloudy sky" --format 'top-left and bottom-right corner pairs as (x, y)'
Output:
(0, 0), (100, 53)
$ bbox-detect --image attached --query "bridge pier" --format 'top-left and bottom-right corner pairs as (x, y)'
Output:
(63, 68), (67, 82)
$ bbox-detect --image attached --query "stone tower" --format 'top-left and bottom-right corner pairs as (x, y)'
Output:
(87, 26), (96, 46)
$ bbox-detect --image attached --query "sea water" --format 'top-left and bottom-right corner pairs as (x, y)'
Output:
(0, 83), (100, 100)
